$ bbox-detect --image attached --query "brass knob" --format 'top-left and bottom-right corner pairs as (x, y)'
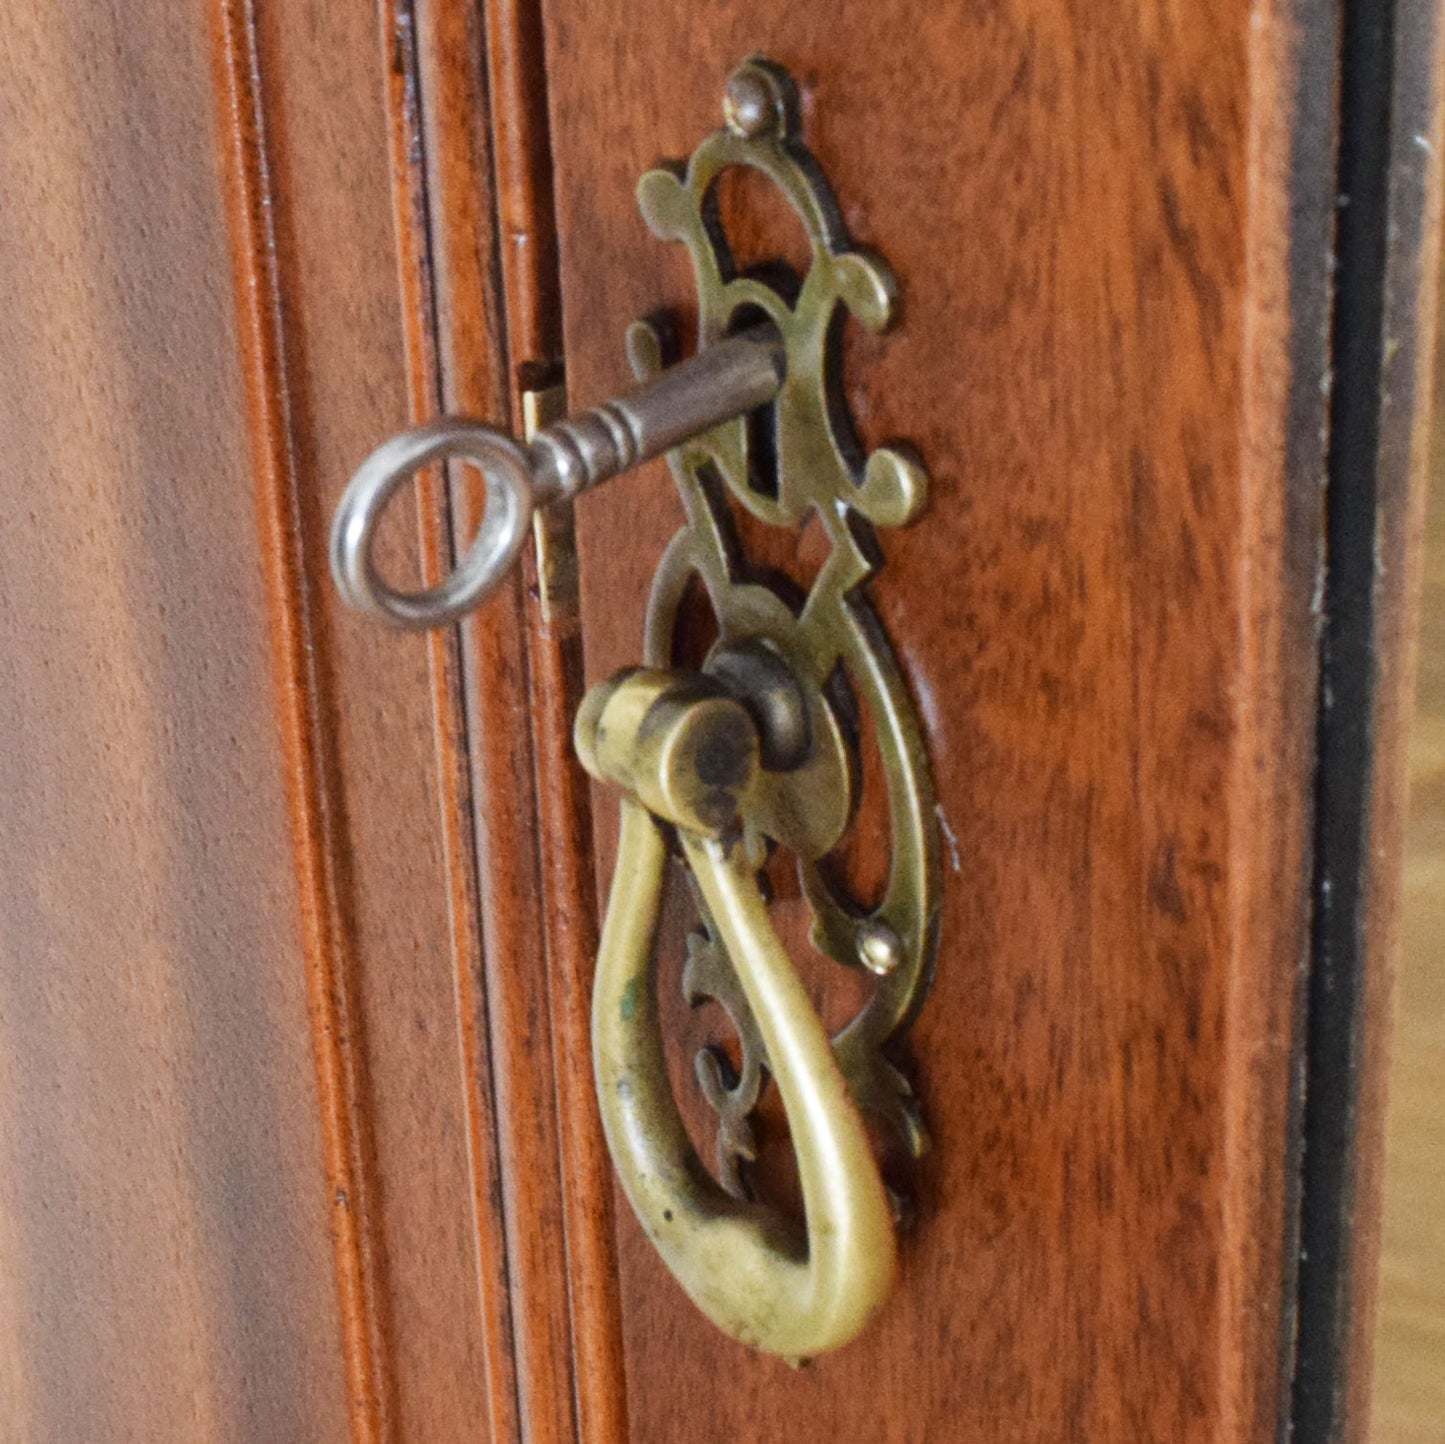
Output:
(574, 670), (761, 839)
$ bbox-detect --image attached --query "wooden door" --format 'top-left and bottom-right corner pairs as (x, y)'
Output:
(0, 2), (1440, 1441)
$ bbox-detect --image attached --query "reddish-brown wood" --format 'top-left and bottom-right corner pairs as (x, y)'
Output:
(212, 2), (395, 1433)
(393, 1), (581, 1438)
(3, 2), (1439, 1440)
(519, 556), (633, 1444)
(475, 3), (634, 1435)
(223, 0), (520, 1434)
(404, 3), (632, 1437)
(0, 2), (351, 1435)
(540, 6), (1342, 1438)
(376, 4), (523, 1438)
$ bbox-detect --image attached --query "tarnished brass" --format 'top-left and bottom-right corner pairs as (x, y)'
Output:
(589, 795), (898, 1360)
(575, 670), (761, 838)
(521, 379), (577, 630)
(579, 56), (941, 1358)
(326, 53), (941, 1361)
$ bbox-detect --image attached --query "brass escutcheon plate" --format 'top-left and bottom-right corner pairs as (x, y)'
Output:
(580, 56), (943, 1358)
(630, 54), (942, 1180)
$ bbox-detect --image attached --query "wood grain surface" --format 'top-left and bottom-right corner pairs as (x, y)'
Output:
(472, 0), (636, 1425)
(0, 0), (564, 1435)
(234, 0), (631, 1435)
(541, 5), (1342, 1439)
(3, 1), (1437, 1439)
(0, 2), (352, 1436)
(394, 0), (579, 1436)
(234, 0), (525, 1433)
(1, 1), (623, 1436)
(390, 0), (632, 1435)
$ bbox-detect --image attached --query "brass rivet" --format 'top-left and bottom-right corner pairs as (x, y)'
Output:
(724, 67), (780, 139)
(856, 920), (906, 977)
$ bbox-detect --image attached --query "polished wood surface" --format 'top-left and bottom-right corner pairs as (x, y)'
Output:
(543, 6), (1338, 1439)
(2, 0), (563, 1436)
(403, 0), (631, 1434)
(0, 3), (351, 1435)
(3, 2), (1439, 1439)
(0, 1), (628, 1436)
(236, 0), (520, 1432)
(229, 0), (630, 1435)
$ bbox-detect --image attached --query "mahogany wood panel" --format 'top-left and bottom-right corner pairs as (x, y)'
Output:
(0, 2), (350, 1436)
(5, 0), (563, 1437)
(237, 0), (631, 1435)
(383, 2), (633, 1436)
(391, 0), (577, 1436)
(542, 5), (1341, 1439)
(5, 2), (1434, 1438)
(3, 1), (625, 1437)
(236, 0), (531, 1434)
(468, 0), (634, 1433)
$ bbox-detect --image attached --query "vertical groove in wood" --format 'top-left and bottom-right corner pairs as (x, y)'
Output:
(523, 539), (633, 1444)
(476, 0), (632, 1435)
(403, 0), (631, 1434)
(1223, 2), (1341, 1438)
(454, 545), (580, 1442)
(401, 0), (583, 1429)
(376, 3), (524, 1439)
(208, 1), (395, 1437)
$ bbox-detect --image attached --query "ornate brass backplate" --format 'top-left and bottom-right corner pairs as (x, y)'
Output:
(577, 57), (942, 1358)
(329, 51), (942, 1362)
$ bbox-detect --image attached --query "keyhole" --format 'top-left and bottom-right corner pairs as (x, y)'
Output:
(728, 302), (786, 502)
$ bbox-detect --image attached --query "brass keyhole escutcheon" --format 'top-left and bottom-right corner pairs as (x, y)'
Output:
(578, 58), (941, 1358)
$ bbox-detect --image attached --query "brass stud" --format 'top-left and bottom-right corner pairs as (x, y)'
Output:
(856, 919), (906, 977)
(723, 63), (784, 139)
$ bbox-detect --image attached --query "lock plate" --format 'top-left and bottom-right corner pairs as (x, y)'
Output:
(624, 55), (942, 1196)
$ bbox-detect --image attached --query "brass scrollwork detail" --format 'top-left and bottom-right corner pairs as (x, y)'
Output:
(579, 57), (941, 1357)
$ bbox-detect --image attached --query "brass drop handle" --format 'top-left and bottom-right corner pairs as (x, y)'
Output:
(576, 664), (898, 1356)
(326, 56), (943, 1361)
(329, 329), (783, 629)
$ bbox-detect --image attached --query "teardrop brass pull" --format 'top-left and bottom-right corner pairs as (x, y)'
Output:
(577, 667), (900, 1355)
(327, 56), (942, 1358)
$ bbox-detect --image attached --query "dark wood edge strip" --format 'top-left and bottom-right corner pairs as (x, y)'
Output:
(1292, 0), (1445, 1436)
(208, 1), (397, 1436)
(378, 4), (525, 1439)
(1225, 3), (1343, 1438)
